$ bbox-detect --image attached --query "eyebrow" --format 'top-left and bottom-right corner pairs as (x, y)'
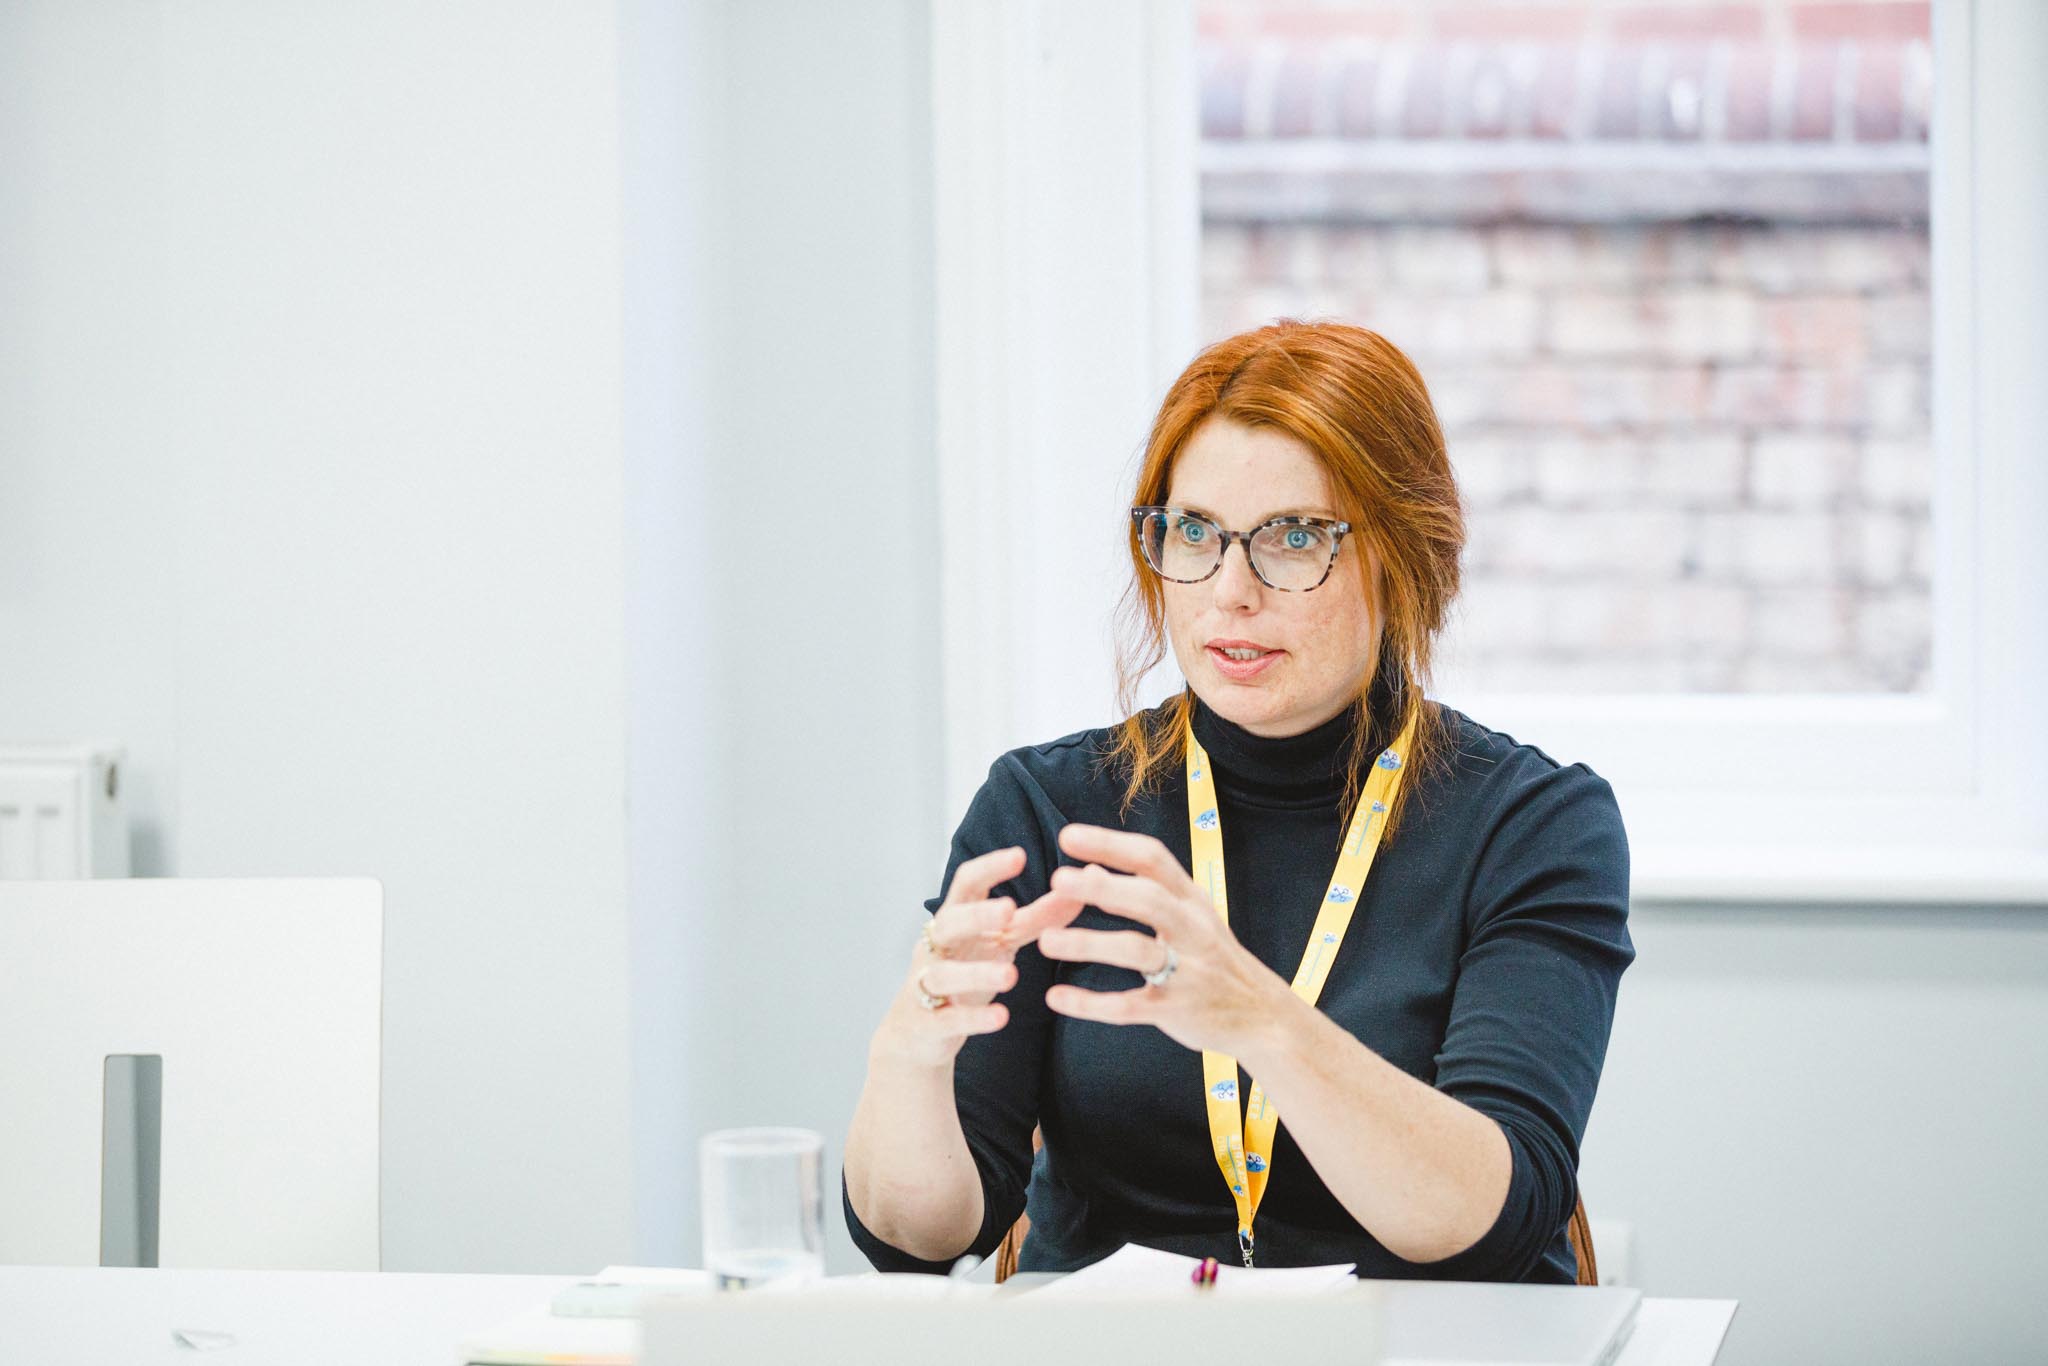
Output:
(1175, 502), (1339, 522)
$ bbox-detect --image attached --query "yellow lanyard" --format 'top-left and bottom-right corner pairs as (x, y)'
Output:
(1185, 705), (1416, 1267)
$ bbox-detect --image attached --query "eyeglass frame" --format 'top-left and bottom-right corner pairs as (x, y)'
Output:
(1129, 505), (1354, 592)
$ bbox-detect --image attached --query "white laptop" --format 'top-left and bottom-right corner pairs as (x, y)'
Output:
(642, 1291), (1385, 1366)
(638, 1246), (1640, 1366)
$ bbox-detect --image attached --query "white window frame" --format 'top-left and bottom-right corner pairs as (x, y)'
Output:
(931, 0), (2048, 906)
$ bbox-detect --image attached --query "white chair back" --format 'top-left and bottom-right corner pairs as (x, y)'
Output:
(0, 878), (380, 1269)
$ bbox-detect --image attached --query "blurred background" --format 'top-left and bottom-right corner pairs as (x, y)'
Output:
(1200, 0), (1932, 695)
(2, 2), (2043, 1364)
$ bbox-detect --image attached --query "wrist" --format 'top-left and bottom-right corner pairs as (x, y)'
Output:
(1235, 976), (1313, 1077)
(868, 1008), (957, 1077)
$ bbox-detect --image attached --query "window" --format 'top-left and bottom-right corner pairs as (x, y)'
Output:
(1198, 0), (1933, 696)
(931, 0), (2048, 903)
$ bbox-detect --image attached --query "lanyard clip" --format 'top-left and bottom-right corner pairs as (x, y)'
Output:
(1237, 1228), (1255, 1268)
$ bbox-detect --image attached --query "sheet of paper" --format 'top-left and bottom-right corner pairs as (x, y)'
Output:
(1017, 1243), (1358, 1300)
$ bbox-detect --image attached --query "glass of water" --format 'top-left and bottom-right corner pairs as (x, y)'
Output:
(699, 1127), (825, 1289)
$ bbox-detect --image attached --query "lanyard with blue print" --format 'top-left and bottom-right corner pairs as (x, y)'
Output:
(1185, 704), (1417, 1267)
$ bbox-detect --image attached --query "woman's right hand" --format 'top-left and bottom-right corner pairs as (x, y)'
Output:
(873, 845), (1083, 1071)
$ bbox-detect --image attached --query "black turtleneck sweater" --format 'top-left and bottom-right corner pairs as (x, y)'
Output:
(844, 690), (1634, 1283)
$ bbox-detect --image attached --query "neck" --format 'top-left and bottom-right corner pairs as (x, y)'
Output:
(1232, 694), (1360, 740)
(1188, 672), (1399, 807)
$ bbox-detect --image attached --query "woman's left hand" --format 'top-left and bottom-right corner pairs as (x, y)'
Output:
(1039, 823), (1296, 1060)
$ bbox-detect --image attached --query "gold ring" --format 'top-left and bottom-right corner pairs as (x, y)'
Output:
(915, 971), (950, 1011)
(922, 920), (946, 959)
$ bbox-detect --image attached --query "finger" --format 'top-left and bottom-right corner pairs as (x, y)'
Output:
(927, 896), (1015, 957)
(935, 1002), (1009, 1038)
(942, 846), (1027, 908)
(1047, 863), (1181, 930)
(1044, 983), (1156, 1025)
(1056, 825), (1187, 888)
(919, 958), (1018, 998)
(1001, 889), (1086, 948)
(1037, 927), (1166, 974)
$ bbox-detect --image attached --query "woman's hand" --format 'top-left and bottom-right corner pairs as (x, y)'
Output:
(1038, 824), (1297, 1060)
(872, 845), (1083, 1071)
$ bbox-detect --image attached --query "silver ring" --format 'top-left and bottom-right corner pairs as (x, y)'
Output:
(915, 972), (950, 1011)
(1141, 942), (1178, 989)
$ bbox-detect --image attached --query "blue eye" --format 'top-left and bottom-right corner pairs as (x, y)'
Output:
(1284, 528), (1311, 550)
(1176, 519), (1208, 544)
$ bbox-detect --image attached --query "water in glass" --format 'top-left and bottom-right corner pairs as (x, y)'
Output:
(699, 1127), (825, 1290)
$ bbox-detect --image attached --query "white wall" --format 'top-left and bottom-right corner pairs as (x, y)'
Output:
(618, 0), (945, 1271)
(3, 0), (940, 1279)
(1582, 902), (2048, 1364)
(1, 0), (636, 1272)
(618, 0), (724, 1271)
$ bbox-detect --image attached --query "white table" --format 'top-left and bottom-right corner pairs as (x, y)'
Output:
(0, 1265), (1738, 1365)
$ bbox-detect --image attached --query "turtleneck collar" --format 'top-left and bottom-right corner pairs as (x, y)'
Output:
(1187, 670), (1400, 808)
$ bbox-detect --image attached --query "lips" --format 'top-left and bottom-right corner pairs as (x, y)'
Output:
(1207, 638), (1279, 658)
(1205, 642), (1283, 681)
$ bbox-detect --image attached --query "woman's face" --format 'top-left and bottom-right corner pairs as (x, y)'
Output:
(1161, 418), (1381, 739)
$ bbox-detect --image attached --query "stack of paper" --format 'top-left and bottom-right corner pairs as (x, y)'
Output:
(1014, 1243), (1359, 1300)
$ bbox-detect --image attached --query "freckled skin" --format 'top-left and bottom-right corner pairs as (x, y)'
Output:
(1163, 418), (1382, 738)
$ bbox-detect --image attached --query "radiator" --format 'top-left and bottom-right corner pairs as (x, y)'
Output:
(0, 743), (129, 879)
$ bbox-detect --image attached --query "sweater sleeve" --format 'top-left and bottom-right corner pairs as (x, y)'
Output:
(1421, 763), (1634, 1281)
(843, 755), (1061, 1274)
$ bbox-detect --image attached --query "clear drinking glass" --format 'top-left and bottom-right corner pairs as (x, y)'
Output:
(699, 1127), (826, 1289)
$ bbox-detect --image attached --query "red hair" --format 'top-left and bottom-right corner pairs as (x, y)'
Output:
(1103, 320), (1466, 841)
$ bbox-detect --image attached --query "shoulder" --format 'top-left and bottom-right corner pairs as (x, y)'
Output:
(1429, 703), (1618, 805)
(1423, 705), (1633, 959)
(974, 703), (1171, 827)
(996, 721), (1119, 782)
(1421, 702), (1628, 870)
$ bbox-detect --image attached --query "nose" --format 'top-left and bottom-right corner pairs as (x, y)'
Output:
(1211, 536), (1263, 611)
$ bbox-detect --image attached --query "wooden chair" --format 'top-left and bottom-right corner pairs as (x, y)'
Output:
(993, 1132), (1599, 1286)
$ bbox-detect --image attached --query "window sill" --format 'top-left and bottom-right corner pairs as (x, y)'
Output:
(1629, 846), (2048, 908)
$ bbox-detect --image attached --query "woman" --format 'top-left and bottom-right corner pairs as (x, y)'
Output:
(842, 321), (1633, 1283)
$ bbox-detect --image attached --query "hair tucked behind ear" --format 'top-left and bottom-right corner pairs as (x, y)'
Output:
(1097, 321), (1465, 843)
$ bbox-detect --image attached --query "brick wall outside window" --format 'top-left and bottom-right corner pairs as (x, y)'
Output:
(1198, 1), (1932, 693)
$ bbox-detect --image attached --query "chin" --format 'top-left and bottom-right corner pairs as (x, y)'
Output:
(1194, 684), (1296, 732)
